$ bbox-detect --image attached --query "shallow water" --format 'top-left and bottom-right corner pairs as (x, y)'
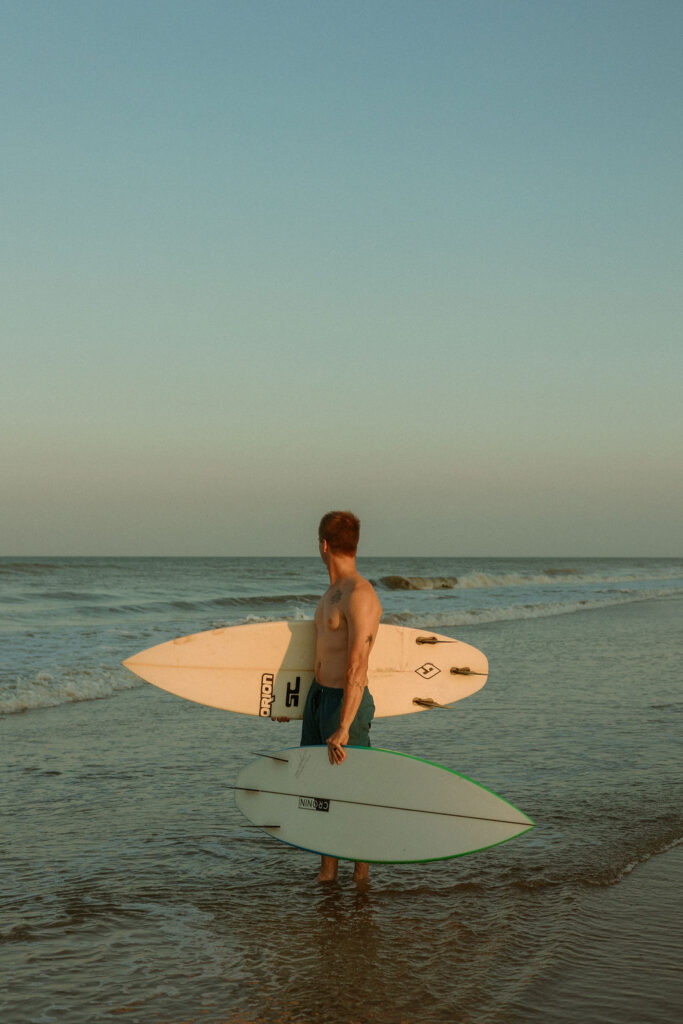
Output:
(2, 559), (681, 1022)
(2, 555), (680, 715)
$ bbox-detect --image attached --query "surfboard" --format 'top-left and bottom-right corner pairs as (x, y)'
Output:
(123, 621), (488, 719)
(234, 746), (534, 863)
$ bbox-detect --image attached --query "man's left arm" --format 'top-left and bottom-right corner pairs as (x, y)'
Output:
(326, 586), (381, 765)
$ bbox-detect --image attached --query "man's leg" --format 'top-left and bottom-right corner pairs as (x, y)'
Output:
(301, 684), (339, 881)
(347, 688), (375, 885)
(309, 685), (375, 883)
(317, 855), (338, 882)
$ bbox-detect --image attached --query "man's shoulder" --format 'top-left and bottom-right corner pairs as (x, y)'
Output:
(346, 574), (382, 611)
(346, 572), (376, 594)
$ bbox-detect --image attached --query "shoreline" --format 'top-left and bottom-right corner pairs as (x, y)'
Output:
(516, 841), (683, 1022)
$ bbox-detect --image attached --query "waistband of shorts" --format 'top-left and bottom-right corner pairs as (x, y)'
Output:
(312, 678), (365, 695)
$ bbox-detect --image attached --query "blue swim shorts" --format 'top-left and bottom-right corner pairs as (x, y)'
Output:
(300, 679), (375, 747)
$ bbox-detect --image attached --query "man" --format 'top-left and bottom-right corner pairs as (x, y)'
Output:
(280, 510), (382, 883)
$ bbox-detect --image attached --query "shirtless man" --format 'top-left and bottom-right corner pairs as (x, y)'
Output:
(282, 510), (382, 883)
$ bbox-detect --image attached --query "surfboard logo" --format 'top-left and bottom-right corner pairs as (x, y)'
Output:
(298, 796), (330, 813)
(415, 662), (441, 679)
(259, 673), (275, 717)
(285, 677), (301, 708)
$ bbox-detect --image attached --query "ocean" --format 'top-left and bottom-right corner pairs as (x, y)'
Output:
(2, 556), (681, 1023)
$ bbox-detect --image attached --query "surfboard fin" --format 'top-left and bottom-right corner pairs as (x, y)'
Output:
(415, 635), (457, 645)
(412, 697), (457, 710)
(449, 667), (487, 675)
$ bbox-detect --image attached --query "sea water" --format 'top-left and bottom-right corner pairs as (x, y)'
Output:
(2, 557), (681, 1023)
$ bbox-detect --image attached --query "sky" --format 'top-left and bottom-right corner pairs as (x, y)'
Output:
(2, 0), (681, 556)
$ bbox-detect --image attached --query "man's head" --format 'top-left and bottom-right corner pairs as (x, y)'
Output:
(318, 510), (360, 557)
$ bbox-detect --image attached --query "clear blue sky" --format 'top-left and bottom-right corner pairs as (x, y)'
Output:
(2, 0), (681, 555)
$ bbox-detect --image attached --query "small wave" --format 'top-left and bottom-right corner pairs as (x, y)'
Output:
(100, 593), (321, 616)
(383, 588), (678, 628)
(0, 667), (141, 716)
(0, 561), (58, 571)
(204, 607), (315, 631)
(380, 575), (459, 590)
(501, 833), (683, 894)
(0, 560), (92, 574)
(583, 835), (683, 888)
(209, 593), (319, 608)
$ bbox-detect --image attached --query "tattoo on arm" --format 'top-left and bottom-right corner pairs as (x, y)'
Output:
(365, 634), (373, 644)
(330, 591), (343, 605)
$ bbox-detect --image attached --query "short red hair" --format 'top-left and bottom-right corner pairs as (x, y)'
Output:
(318, 511), (360, 555)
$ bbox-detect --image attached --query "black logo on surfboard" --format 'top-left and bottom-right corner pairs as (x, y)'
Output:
(415, 662), (441, 679)
(298, 796), (330, 812)
(285, 677), (301, 708)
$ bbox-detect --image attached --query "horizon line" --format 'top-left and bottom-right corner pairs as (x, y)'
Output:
(1, 553), (680, 561)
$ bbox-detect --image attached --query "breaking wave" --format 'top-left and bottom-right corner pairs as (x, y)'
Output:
(380, 575), (459, 590)
(379, 569), (683, 591)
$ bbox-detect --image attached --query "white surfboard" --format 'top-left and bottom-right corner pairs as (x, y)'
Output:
(234, 746), (534, 863)
(123, 621), (488, 719)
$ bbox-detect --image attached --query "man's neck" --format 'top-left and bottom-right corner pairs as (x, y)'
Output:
(327, 554), (357, 586)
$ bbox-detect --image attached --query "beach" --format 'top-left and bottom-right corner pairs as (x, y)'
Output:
(2, 557), (681, 1023)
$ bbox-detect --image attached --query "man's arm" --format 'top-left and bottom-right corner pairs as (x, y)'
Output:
(326, 584), (381, 765)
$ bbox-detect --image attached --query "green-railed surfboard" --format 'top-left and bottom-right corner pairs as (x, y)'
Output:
(234, 746), (534, 863)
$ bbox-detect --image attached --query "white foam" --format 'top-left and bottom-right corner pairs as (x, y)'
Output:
(455, 570), (683, 589)
(235, 606), (311, 626)
(0, 666), (141, 715)
(383, 588), (678, 629)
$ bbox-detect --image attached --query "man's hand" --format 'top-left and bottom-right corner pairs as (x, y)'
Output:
(326, 726), (350, 765)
